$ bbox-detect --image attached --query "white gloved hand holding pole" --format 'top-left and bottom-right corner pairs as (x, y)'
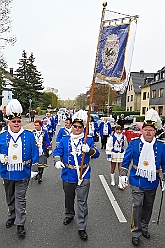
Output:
(55, 161), (65, 169)
(82, 144), (90, 153)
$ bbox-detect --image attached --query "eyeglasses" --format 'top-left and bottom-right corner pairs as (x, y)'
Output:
(73, 125), (83, 129)
(10, 120), (21, 123)
(143, 129), (155, 132)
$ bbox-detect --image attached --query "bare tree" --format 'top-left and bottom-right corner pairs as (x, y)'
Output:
(0, 0), (16, 49)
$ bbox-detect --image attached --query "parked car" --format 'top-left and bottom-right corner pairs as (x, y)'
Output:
(97, 116), (115, 129)
(156, 131), (165, 143)
(124, 115), (139, 124)
(123, 122), (143, 142)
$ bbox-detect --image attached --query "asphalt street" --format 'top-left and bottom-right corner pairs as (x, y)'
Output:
(0, 120), (165, 248)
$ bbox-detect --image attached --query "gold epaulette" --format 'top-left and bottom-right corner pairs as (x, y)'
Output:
(0, 129), (6, 134)
(131, 137), (139, 140)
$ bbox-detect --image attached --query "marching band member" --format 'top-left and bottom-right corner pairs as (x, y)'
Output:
(120, 109), (165, 246)
(106, 125), (127, 188)
(88, 115), (99, 142)
(55, 117), (72, 146)
(98, 117), (112, 149)
(53, 117), (100, 240)
(42, 117), (53, 142)
(0, 99), (39, 237)
(32, 120), (50, 183)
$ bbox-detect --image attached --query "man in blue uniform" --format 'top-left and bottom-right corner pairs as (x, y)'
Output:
(55, 117), (72, 146)
(120, 116), (165, 246)
(53, 118), (100, 240)
(0, 99), (39, 237)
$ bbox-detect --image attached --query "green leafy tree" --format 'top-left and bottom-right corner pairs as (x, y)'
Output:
(41, 92), (58, 110)
(12, 50), (44, 111)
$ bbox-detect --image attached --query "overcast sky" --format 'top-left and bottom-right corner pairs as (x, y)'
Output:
(4, 0), (165, 100)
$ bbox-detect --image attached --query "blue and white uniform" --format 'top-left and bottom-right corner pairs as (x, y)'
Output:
(0, 129), (39, 180)
(53, 133), (100, 231)
(121, 137), (165, 239)
(56, 127), (72, 146)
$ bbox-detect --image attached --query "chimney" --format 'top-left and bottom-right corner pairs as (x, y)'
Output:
(140, 69), (144, 75)
(10, 68), (13, 76)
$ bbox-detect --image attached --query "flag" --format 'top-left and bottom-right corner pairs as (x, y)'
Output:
(95, 23), (130, 83)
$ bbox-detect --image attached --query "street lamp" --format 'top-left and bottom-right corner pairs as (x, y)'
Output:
(29, 99), (32, 122)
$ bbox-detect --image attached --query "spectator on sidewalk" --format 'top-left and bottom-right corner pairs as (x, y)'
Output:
(30, 109), (36, 122)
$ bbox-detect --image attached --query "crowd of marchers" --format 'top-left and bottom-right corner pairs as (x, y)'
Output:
(0, 101), (165, 247)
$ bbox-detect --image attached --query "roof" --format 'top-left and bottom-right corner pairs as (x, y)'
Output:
(130, 71), (154, 93)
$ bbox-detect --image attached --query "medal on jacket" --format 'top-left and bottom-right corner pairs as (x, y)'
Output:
(12, 155), (18, 160)
(12, 143), (18, 148)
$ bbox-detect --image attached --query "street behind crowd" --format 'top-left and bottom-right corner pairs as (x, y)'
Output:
(0, 119), (165, 248)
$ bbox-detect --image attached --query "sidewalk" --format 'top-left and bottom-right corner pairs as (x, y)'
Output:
(22, 115), (44, 130)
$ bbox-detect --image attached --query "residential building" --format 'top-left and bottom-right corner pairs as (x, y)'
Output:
(126, 70), (154, 112)
(149, 67), (165, 116)
(0, 68), (13, 109)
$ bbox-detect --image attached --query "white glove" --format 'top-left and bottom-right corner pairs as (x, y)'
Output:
(82, 144), (90, 153)
(107, 155), (111, 162)
(0, 154), (8, 164)
(162, 180), (165, 191)
(120, 176), (128, 188)
(55, 161), (65, 169)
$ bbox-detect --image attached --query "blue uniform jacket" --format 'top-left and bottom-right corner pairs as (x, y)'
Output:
(121, 138), (165, 190)
(0, 130), (39, 180)
(99, 122), (112, 137)
(32, 129), (50, 152)
(56, 127), (71, 144)
(53, 136), (100, 183)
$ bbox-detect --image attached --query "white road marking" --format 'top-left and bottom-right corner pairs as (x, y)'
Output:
(99, 175), (127, 223)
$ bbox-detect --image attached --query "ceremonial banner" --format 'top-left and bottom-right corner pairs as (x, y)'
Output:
(96, 23), (130, 83)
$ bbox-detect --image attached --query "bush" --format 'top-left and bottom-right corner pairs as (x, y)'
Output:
(136, 116), (145, 122)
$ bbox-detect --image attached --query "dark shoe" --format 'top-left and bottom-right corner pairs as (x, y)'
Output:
(38, 174), (42, 183)
(132, 237), (139, 246)
(101, 147), (103, 149)
(17, 225), (26, 237)
(78, 230), (88, 240)
(34, 174), (39, 180)
(63, 217), (73, 225)
(6, 218), (15, 228)
(142, 231), (150, 239)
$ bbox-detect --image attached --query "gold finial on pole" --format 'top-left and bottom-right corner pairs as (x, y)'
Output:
(102, 2), (107, 8)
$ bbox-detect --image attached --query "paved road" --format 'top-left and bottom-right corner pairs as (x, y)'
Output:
(0, 121), (165, 247)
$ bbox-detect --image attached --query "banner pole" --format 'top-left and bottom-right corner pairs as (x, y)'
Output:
(80, 2), (107, 179)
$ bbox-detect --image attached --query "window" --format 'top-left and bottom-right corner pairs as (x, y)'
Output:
(130, 106), (132, 111)
(127, 96), (130, 102)
(147, 92), (149, 98)
(131, 95), (133, 101)
(142, 107), (146, 115)
(155, 74), (159, 81)
(158, 106), (163, 116)
(131, 85), (132, 90)
(143, 92), (147, 100)
(152, 90), (156, 98)
(158, 88), (163, 98)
